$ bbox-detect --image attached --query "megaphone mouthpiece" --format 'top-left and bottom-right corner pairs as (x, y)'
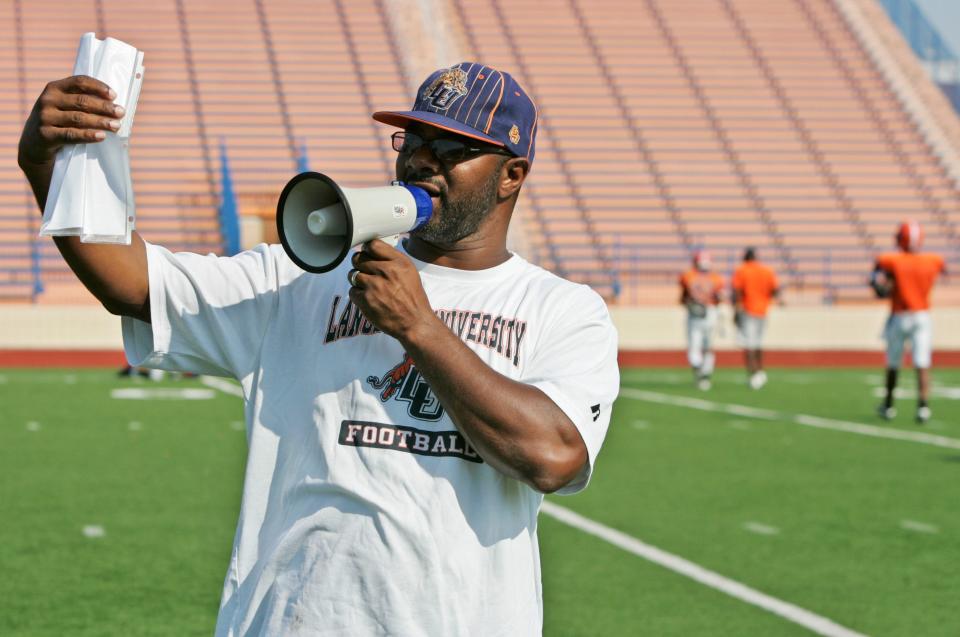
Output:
(306, 204), (347, 236)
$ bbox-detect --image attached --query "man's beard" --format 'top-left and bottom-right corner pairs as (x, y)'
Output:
(411, 161), (503, 244)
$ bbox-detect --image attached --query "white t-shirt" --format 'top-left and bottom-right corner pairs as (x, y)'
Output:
(122, 240), (619, 636)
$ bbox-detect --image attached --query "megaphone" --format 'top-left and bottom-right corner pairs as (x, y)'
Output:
(276, 171), (433, 273)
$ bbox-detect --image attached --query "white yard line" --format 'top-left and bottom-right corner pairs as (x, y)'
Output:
(899, 520), (939, 534)
(200, 376), (245, 398)
(620, 388), (960, 450)
(111, 387), (215, 400)
(541, 501), (866, 637)
(82, 525), (105, 538)
(743, 521), (780, 536)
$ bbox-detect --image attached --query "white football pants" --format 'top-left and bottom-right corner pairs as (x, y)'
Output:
(687, 307), (717, 374)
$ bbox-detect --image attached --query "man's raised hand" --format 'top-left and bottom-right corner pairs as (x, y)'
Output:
(18, 75), (124, 168)
(17, 74), (149, 322)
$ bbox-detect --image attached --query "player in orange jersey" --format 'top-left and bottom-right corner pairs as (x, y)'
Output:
(732, 247), (780, 390)
(871, 221), (946, 424)
(680, 250), (726, 390)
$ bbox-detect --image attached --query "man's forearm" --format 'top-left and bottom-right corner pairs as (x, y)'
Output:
(400, 317), (586, 493)
(21, 157), (150, 321)
(21, 157), (55, 211)
(53, 234), (150, 319)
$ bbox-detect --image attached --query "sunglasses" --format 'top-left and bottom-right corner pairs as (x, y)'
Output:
(391, 131), (513, 166)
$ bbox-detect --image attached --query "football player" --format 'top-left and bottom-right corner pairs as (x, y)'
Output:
(872, 221), (946, 423)
(732, 248), (780, 390)
(680, 250), (725, 390)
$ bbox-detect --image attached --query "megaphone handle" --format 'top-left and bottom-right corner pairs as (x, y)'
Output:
(381, 234), (400, 247)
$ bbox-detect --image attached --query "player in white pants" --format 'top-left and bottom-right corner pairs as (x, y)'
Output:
(732, 248), (779, 390)
(873, 221), (945, 424)
(687, 306), (717, 390)
(680, 251), (724, 390)
(884, 311), (932, 371)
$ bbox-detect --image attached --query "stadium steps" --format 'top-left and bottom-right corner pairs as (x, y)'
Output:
(447, 0), (566, 278)
(2, 0), (958, 305)
(448, 0), (959, 303)
(451, 0), (643, 298)
(1, 0), (224, 302)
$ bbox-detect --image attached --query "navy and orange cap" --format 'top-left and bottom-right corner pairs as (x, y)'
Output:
(372, 62), (539, 166)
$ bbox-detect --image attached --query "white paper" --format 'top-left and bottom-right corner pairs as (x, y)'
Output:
(40, 32), (144, 244)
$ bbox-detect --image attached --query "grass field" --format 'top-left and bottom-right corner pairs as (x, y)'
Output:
(1, 367), (958, 636)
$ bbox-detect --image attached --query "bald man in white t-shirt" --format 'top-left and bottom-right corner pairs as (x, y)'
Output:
(19, 63), (619, 636)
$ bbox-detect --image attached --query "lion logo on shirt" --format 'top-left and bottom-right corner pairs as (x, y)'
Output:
(367, 353), (444, 421)
(368, 353), (415, 401)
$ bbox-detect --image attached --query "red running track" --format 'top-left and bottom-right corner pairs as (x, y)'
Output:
(2, 349), (960, 368)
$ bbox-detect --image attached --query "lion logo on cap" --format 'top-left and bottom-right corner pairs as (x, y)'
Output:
(423, 66), (469, 111)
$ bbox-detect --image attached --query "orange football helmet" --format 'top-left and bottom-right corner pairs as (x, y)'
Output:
(896, 221), (923, 251)
(692, 249), (712, 271)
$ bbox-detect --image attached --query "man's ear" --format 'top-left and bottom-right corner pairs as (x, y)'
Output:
(498, 156), (530, 199)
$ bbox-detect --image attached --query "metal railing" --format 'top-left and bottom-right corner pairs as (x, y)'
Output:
(218, 142), (241, 257)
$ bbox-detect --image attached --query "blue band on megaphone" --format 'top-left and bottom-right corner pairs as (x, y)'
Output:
(400, 183), (433, 230)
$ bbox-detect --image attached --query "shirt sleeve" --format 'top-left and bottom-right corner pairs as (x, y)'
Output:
(121, 242), (281, 379)
(522, 285), (620, 494)
(732, 269), (743, 292)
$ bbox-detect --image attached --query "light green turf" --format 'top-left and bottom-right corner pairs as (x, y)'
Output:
(1, 368), (958, 636)
(0, 370), (246, 636)
(563, 367), (960, 636)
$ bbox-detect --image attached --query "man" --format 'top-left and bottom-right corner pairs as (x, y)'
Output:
(679, 249), (724, 390)
(871, 221), (945, 424)
(731, 247), (779, 390)
(18, 63), (619, 635)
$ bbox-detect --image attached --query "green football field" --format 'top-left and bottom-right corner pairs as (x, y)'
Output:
(1, 367), (957, 636)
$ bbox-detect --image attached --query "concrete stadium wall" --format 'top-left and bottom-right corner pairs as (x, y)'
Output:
(612, 306), (960, 350)
(2, 304), (959, 367)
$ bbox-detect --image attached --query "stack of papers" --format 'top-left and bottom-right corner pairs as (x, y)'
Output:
(40, 32), (144, 244)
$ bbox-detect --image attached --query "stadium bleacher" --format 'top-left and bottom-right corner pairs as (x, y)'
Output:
(2, 0), (958, 304)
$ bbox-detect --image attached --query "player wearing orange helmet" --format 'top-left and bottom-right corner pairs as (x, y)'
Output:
(872, 221), (946, 423)
(679, 250), (725, 390)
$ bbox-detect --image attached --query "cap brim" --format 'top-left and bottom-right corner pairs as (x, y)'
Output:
(372, 110), (506, 148)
